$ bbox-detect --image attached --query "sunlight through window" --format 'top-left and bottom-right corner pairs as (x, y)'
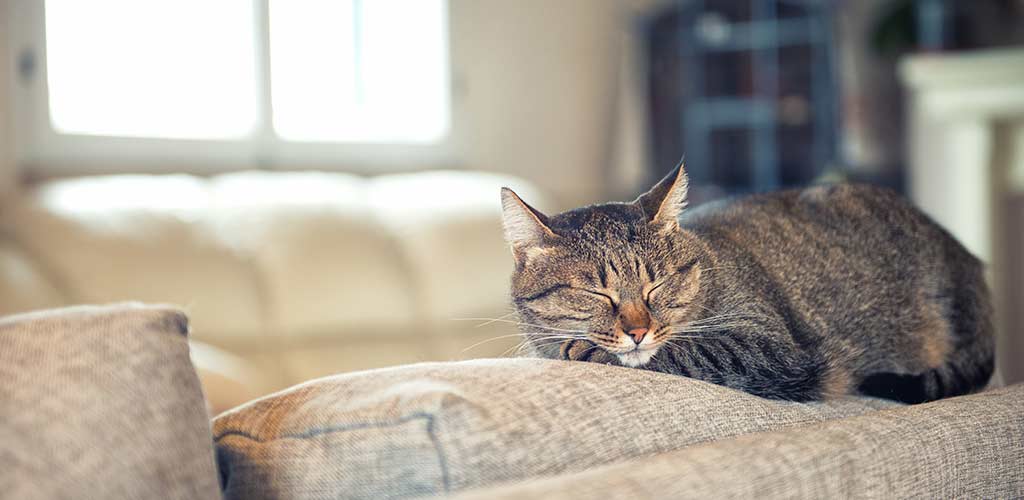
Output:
(41, 0), (449, 146)
(44, 0), (258, 140)
(269, 0), (449, 143)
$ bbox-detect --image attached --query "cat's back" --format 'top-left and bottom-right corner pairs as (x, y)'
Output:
(680, 182), (960, 260)
(683, 182), (896, 225)
(678, 182), (982, 318)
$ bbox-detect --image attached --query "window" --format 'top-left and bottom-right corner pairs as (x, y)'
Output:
(11, 0), (452, 171)
(270, 0), (449, 143)
(45, 0), (259, 140)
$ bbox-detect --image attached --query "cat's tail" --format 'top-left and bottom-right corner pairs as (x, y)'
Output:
(857, 336), (994, 404)
(857, 263), (996, 404)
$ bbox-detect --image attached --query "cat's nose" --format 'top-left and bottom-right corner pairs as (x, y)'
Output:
(626, 328), (648, 344)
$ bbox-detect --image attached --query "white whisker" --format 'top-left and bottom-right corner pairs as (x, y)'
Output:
(451, 317), (588, 334)
(466, 311), (518, 328)
(460, 333), (546, 353)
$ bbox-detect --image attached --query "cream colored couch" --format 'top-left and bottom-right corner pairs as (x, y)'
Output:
(0, 170), (542, 409)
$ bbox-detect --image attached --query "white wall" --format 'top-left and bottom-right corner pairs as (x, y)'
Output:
(451, 0), (632, 209)
(0, 0), (15, 195)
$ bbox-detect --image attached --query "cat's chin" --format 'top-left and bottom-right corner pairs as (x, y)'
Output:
(616, 348), (657, 367)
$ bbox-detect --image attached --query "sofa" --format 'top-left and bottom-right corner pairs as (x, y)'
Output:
(0, 170), (545, 411)
(3, 304), (1021, 499)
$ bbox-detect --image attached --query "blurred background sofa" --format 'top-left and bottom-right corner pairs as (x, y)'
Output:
(0, 169), (544, 409)
(1, 0), (1023, 412)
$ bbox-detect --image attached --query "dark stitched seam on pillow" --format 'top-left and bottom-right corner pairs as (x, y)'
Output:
(423, 413), (451, 493)
(213, 411), (451, 493)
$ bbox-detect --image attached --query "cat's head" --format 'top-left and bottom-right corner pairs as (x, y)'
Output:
(502, 164), (709, 367)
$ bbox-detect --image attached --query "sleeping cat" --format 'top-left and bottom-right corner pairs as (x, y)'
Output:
(501, 163), (994, 403)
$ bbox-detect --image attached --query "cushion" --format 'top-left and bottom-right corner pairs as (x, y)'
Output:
(0, 170), (544, 344)
(0, 304), (221, 500)
(0, 239), (65, 316)
(457, 384), (1024, 499)
(213, 358), (898, 499)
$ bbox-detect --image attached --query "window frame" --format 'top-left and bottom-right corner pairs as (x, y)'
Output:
(7, 0), (458, 176)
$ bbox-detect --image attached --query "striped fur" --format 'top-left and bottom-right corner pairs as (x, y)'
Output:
(502, 164), (994, 403)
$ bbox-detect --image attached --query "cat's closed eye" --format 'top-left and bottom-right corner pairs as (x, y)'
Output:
(560, 288), (614, 315)
(521, 286), (610, 321)
(645, 261), (698, 305)
(578, 288), (615, 307)
(644, 280), (668, 304)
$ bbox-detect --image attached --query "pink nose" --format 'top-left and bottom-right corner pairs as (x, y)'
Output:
(627, 328), (648, 344)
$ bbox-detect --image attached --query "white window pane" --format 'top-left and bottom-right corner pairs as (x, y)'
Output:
(268, 0), (358, 138)
(45, 0), (258, 139)
(269, 0), (449, 143)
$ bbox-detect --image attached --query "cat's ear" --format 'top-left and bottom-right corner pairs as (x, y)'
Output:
(501, 188), (557, 250)
(634, 162), (689, 229)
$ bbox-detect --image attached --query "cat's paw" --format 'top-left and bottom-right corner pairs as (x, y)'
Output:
(559, 339), (597, 361)
(559, 339), (618, 365)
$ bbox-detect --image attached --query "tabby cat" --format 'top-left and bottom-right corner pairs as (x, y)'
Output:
(501, 163), (994, 403)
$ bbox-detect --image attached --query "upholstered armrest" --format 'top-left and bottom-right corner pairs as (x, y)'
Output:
(458, 383), (1024, 499)
(0, 304), (220, 499)
(213, 358), (898, 499)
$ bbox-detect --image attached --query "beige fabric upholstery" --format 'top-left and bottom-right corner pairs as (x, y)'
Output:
(213, 358), (898, 499)
(460, 383), (1024, 499)
(0, 171), (543, 400)
(2, 305), (1019, 498)
(190, 340), (270, 416)
(0, 303), (220, 500)
(0, 239), (65, 315)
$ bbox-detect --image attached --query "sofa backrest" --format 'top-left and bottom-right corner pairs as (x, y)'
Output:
(0, 170), (545, 390)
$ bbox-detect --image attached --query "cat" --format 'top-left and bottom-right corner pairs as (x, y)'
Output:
(500, 163), (995, 403)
